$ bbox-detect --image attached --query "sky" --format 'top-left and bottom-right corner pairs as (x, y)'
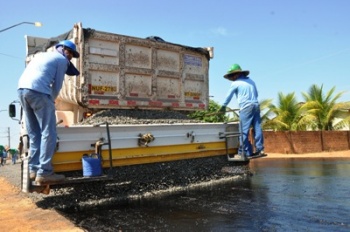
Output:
(1, 0), (349, 148)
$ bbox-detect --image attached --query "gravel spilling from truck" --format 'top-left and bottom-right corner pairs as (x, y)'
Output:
(47, 156), (250, 211)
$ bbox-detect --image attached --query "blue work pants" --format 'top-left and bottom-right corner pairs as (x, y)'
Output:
(18, 89), (57, 176)
(239, 103), (264, 156)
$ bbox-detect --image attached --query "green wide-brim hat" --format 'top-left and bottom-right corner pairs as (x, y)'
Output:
(223, 64), (250, 79)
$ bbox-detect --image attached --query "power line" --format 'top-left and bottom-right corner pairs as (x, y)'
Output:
(0, 52), (22, 59)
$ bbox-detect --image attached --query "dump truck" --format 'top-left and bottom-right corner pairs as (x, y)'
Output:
(10, 22), (247, 194)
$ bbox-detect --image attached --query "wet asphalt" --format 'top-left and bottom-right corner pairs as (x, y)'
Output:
(1, 157), (349, 231)
(60, 157), (350, 231)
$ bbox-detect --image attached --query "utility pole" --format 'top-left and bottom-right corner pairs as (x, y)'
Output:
(0, 127), (11, 147)
(7, 127), (10, 148)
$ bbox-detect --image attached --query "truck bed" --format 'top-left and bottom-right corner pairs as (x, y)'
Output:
(25, 23), (213, 124)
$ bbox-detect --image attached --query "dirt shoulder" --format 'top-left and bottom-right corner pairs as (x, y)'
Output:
(0, 176), (83, 232)
(0, 151), (349, 231)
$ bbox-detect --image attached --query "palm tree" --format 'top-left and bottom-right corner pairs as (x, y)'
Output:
(301, 84), (350, 130)
(264, 92), (305, 131)
(259, 99), (273, 129)
(332, 105), (350, 130)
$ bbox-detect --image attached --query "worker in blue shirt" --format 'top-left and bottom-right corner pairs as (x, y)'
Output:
(219, 64), (266, 159)
(17, 40), (80, 184)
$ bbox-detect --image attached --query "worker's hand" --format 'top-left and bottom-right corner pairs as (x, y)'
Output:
(219, 106), (226, 114)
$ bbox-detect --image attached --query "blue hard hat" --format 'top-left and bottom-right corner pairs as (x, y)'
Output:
(55, 40), (80, 58)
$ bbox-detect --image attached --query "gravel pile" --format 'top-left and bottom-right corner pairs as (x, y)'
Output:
(50, 156), (250, 211)
(76, 109), (202, 125)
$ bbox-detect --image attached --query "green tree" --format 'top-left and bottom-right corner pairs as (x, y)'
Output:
(187, 100), (229, 122)
(301, 84), (350, 130)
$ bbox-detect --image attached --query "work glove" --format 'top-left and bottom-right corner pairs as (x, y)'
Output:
(219, 106), (226, 114)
